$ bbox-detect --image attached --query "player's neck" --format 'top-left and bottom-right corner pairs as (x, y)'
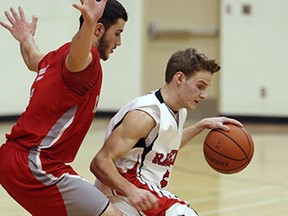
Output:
(160, 86), (179, 112)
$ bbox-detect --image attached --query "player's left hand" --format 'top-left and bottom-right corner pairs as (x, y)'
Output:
(202, 116), (243, 132)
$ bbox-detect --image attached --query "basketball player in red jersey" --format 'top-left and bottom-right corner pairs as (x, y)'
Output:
(0, 0), (127, 215)
(91, 48), (243, 215)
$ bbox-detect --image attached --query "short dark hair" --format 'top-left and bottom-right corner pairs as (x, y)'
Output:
(79, 0), (128, 30)
(165, 48), (221, 83)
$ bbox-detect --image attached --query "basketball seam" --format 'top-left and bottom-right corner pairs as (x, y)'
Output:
(239, 127), (254, 162)
(214, 129), (252, 162)
(204, 140), (245, 161)
(204, 142), (250, 173)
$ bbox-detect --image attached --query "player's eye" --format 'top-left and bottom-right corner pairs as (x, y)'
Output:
(197, 84), (205, 90)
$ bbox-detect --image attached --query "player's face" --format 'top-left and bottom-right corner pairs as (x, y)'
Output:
(178, 70), (213, 110)
(99, 18), (126, 61)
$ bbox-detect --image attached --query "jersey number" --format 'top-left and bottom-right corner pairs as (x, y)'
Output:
(160, 170), (170, 188)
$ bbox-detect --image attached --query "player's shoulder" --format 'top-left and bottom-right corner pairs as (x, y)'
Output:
(114, 91), (160, 120)
(132, 90), (160, 106)
(39, 43), (70, 65)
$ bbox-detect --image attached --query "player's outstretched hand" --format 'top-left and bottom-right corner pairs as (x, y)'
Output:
(72, 0), (107, 26)
(0, 7), (38, 43)
(126, 187), (159, 212)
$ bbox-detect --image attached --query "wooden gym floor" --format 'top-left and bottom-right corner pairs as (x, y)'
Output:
(0, 117), (288, 216)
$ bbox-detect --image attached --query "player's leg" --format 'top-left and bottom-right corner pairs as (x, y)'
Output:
(108, 195), (140, 216)
(0, 144), (68, 216)
(166, 202), (199, 216)
(55, 174), (122, 216)
(0, 144), (121, 216)
(101, 202), (123, 216)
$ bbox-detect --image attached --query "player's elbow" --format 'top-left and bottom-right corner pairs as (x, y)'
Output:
(90, 154), (104, 176)
(26, 62), (38, 72)
(90, 156), (98, 176)
(65, 53), (92, 73)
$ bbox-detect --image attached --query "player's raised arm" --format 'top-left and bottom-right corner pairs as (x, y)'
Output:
(66, 0), (107, 72)
(0, 6), (44, 72)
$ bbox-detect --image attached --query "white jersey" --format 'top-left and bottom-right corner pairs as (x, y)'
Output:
(100, 90), (187, 194)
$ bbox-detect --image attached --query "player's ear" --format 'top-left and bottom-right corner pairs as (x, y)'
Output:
(94, 23), (105, 37)
(175, 71), (185, 84)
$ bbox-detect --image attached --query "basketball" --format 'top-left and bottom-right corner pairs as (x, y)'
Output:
(203, 124), (254, 174)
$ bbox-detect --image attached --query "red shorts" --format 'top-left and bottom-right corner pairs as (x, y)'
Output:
(0, 143), (109, 216)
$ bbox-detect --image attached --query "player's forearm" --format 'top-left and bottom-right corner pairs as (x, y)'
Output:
(90, 156), (136, 196)
(66, 23), (94, 72)
(180, 119), (208, 148)
(20, 38), (43, 72)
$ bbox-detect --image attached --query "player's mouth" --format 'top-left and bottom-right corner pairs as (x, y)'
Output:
(111, 47), (117, 53)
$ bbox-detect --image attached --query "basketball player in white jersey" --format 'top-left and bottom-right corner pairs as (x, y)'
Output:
(90, 48), (243, 215)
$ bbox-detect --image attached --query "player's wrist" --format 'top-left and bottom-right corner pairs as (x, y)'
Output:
(196, 118), (211, 131)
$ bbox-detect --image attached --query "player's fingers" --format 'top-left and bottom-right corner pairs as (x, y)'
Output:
(138, 202), (149, 211)
(220, 124), (230, 131)
(10, 7), (20, 21)
(224, 117), (243, 127)
(31, 15), (38, 35)
(132, 198), (156, 212)
(231, 119), (243, 127)
(219, 116), (242, 127)
(141, 200), (154, 210)
(72, 3), (83, 12)
(152, 198), (159, 209)
(142, 195), (159, 210)
(131, 199), (148, 211)
(148, 194), (159, 209)
(18, 6), (26, 21)
(4, 10), (15, 25)
(0, 21), (12, 31)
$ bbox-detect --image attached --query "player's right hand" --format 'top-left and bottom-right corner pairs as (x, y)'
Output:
(0, 7), (37, 43)
(127, 188), (159, 212)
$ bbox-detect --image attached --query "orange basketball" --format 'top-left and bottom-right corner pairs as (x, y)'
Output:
(203, 124), (254, 174)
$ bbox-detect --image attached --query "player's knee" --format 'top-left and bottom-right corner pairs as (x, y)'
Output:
(101, 202), (123, 216)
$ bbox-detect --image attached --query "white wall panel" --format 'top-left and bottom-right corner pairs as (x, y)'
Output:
(220, 0), (288, 117)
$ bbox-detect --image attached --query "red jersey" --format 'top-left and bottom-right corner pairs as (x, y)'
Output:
(6, 43), (102, 163)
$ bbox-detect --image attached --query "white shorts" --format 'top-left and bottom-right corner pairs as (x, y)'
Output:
(108, 195), (199, 216)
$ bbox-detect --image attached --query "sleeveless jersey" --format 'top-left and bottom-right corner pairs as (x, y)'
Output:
(5, 43), (102, 163)
(105, 90), (187, 191)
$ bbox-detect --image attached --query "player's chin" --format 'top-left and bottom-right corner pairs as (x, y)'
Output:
(187, 103), (197, 110)
(104, 50), (114, 60)
(101, 53), (110, 61)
